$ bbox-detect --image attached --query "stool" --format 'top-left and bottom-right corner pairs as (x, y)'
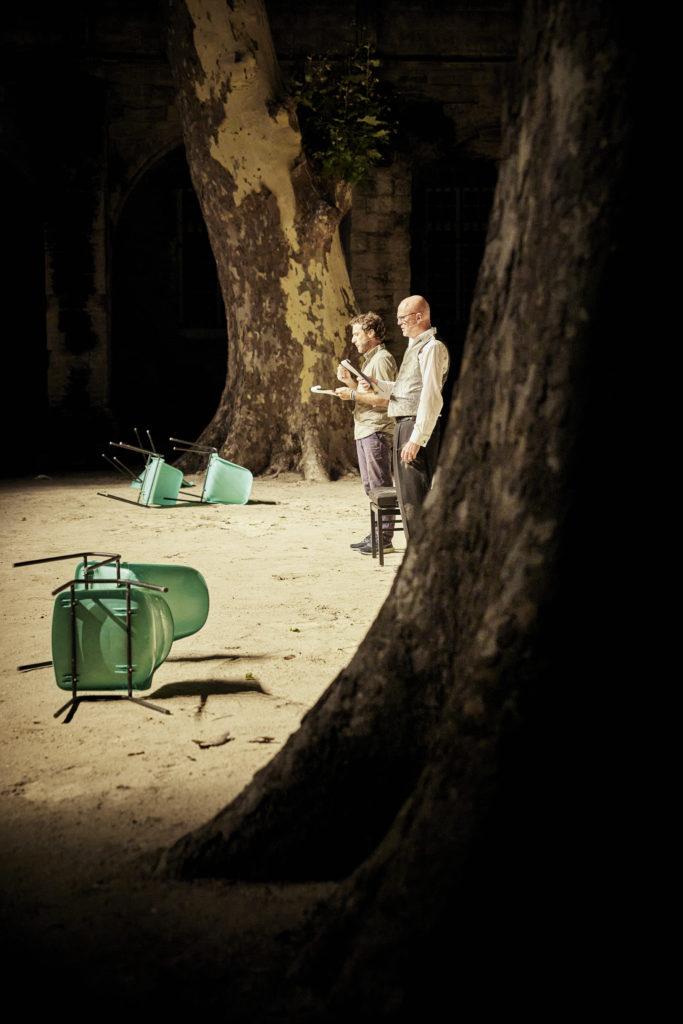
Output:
(369, 487), (403, 566)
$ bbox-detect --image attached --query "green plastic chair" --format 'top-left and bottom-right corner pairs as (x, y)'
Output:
(52, 582), (173, 692)
(170, 439), (253, 505)
(102, 428), (195, 492)
(99, 443), (184, 508)
(14, 551), (210, 720)
(139, 455), (183, 506)
(47, 577), (174, 718)
(75, 561), (209, 640)
(203, 452), (253, 504)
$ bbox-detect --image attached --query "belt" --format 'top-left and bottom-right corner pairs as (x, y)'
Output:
(394, 415), (416, 421)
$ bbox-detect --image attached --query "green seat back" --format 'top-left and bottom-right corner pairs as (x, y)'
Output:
(203, 453), (253, 505)
(52, 586), (173, 692)
(139, 456), (183, 507)
(76, 562), (209, 641)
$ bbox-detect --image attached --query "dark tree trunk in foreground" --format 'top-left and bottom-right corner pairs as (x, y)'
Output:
(168, 0), (356, 479)
(160, 0), (633, 1012)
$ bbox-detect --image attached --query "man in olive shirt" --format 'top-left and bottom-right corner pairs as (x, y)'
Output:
(335, 312), (398, 554)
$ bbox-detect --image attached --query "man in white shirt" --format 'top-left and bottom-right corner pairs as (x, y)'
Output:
(338, 295), (449, 541)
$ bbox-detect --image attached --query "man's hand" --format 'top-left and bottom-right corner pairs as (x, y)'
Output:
(357, 380), (372, 393)
(335, 387), (355, 401)
(336, 364), (355, 386)
(400, 440), (421, 463)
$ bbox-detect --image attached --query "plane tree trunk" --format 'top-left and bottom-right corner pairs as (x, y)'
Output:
(167, 0), (357, 479)
(160, 0), (634, 1013)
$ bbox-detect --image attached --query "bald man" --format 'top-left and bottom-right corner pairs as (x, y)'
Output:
(338, 295), (449, 542)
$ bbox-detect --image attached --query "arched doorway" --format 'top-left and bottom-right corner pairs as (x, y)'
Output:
(0, 162), (47, 476)
(111, 147), (227, 449)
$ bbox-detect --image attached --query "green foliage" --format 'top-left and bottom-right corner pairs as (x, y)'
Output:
(290, 45), (396, 186)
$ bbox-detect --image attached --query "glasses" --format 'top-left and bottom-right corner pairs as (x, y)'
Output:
(397, 313), (419, 324)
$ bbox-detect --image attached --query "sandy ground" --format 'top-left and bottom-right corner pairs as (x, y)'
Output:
(0, 471), (400, 1010)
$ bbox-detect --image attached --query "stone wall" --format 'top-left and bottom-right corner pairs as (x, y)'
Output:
(347, 161), (412, 362)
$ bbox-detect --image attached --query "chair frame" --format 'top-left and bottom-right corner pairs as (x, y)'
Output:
(14, 551), (172, 721)
(369, 492), (404, 566)
(51, 577), (171, 720)
(168, 438), (216, 503)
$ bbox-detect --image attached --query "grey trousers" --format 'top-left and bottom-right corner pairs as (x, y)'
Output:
(356, 431), (394, 539)
(393, 416), (441, 542)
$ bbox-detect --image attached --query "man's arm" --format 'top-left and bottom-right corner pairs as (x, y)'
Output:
(337, 359), (395, 399)
(335, 382), (389, 409)
(354, 382), (389, 410)
(365, 377), (395, 398)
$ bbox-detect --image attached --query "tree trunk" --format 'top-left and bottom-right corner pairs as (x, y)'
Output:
(167, 0), (357, 479)
(160, 0), (634, 1012)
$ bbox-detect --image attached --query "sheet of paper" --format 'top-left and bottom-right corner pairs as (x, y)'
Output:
(310, 386), (338, 396)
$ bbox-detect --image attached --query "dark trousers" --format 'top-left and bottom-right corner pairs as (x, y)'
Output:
(393, 416), (441, 542)
(356, 432), (394, 539)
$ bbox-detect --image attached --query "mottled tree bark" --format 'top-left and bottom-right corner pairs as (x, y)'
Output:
(167, 0), (357, 479)
(160, 0), (633, 1012)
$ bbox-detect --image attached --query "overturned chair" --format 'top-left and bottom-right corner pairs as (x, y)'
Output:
(101, 427), (196, 495)
(14, 551), (210, 721)
(169, 438), (253, 505)
(99, 441), (185, 508)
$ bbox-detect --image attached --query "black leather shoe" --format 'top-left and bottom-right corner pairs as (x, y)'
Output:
(350, 535), (372, 549)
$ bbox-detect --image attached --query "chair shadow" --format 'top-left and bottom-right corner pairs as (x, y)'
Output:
(55, 679), (267, 721)
(148, 679), (268, 700)
(166, 652), (272, 663)
(58, 694), (131, 723)
(160, 502), (217, 511)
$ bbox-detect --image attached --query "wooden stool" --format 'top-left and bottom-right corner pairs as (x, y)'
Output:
(369, 487), (403, 566)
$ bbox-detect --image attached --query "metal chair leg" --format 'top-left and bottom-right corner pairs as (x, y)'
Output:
(378, 509), (385, 566)
(97, 492), (149, 507)
(54, 697), (78, 720)
(128, 696), (171, 715)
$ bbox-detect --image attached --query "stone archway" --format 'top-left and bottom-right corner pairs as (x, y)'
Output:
(111, 146), (227, 450)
